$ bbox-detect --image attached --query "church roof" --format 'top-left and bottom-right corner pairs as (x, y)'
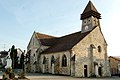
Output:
(82, 1), (98, 14)
(109, 56), (120, 61)
(40, 38), (58, 46)
(35, 32), (58, 46)
(27, 32), (56, 49)
(35, 32), (55, 39)
(41, 29), (92, 54)
(81, 1), (101, 19)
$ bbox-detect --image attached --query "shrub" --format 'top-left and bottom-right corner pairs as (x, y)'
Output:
(9, 72), (15, 79)
(5, 67), (12, 74)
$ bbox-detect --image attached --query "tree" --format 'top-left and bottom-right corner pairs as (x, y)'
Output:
(20, 52), (24, 69)
(14, 49), (18, 68)
(10, 45), (18, 69)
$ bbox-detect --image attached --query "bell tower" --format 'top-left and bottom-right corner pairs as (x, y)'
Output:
(81, 1), (101, 33)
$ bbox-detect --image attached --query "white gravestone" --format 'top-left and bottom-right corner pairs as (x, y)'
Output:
(5, 51), (12, 69)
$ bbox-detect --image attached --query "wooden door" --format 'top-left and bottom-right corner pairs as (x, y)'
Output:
(84, 65), (88, 77)
(98, 67), (102, 76)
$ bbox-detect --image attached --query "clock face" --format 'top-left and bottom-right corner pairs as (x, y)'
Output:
(85, 26), (88, 30)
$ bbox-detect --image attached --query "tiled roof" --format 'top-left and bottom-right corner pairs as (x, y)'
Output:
(35, 32), (58, 46)
(41, 30), (91, 54)
(40, 26), (98, 54)
(35, 32), (55, 39)
(27, 32), (56, 49)
(109, 56), (120, 61)
(40, 38), (58, 46)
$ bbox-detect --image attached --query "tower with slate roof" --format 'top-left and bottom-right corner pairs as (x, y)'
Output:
(81, 1), (101, 33)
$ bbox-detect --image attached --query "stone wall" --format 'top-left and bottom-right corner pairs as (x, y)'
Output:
(72, 26), (110, 77)
(26, 33), (42, 72)
(40, 51), (71, 75)
(109, 56), (120, 75)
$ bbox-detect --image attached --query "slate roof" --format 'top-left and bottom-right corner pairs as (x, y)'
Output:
(81, 1), (101, 19)
(35, 32), (55, 39)
(82, 1), (98, 14)
(40, 38), (58, 46)
(27, 32), (56, 49)
(41, 31), (91, 54)
(35, 32), (57, 46)
(109, 56), (120, 61)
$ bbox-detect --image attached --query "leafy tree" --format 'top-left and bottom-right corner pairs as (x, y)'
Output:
(10, 45), (18, 69)
(14, 49), (18, 68)
(20, 52), (24, 69)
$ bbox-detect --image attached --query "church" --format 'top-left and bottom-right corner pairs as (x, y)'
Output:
(25, 1), (111, 77)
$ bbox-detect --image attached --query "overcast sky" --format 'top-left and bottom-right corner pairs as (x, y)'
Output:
(0, 0), (120, 56)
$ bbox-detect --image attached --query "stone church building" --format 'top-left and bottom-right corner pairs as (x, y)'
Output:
(26, 1), (111, 77)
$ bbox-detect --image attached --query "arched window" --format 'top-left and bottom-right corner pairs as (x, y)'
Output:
(71, 54), (75, 61)
(51, 55), (55, 66)
(43, 56), (46, 64)
(89, 44), (95, 54)
(62, 54), (67, 67)
(33, 54), (35, 56)
(98, 46), (102, 52)
(90, 44), (96, 49)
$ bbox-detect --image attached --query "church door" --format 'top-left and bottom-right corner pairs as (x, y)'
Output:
(84, 65), (88, 77)
(98, 67), (102, 76)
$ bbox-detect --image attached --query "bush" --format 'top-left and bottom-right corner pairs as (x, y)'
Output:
(3, 67), (14, 80)
(9, 72), (15, 79)
(5, 67), (12, 74)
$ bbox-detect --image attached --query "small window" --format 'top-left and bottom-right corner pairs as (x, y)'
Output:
(71, 55), (75, 61)
(84, 21), (86, 23)
(90, 44), (95, 49)
(62, 54), (67, 67)
(83, 20), (87, 25)
(98, 46), (102, 52)
(94, 19), (96, 24)
(33, 54), (35, 56)
(88, 19), (91, 24)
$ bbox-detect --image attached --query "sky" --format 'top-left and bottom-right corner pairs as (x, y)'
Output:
(0, 0), (120, 56)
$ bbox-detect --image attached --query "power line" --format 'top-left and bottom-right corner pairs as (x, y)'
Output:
(0, 44), (6, 50)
